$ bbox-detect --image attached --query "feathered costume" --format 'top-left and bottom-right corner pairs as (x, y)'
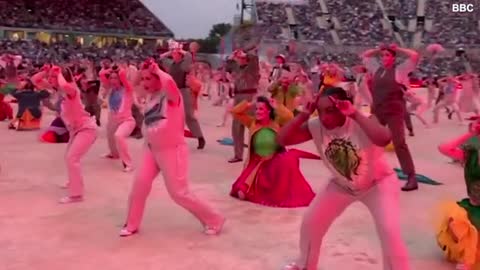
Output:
(437, 144), (480, 269)
(269, 80), (303, 114)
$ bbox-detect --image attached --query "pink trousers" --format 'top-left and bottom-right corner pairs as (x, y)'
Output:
(106, 118), (135, 167)
(296, 174), (410, 270)
(65, 128), (97, 197)
(124, 144), (223, 231)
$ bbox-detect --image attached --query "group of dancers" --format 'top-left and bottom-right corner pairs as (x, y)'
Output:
(1, 40), (480, 269)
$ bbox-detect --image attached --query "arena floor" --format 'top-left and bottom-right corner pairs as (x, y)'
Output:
(0, 89), (466, 270)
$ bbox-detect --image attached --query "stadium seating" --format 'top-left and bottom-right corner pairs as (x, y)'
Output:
(254, 0), (480, 47)
(0, 0), (173, 36)
(424, 0), (480, 47)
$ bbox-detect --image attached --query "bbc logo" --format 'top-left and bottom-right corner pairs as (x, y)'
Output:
(451, 3), (474, 12)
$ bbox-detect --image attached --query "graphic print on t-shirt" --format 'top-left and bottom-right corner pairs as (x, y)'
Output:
(144, 94), (167, 127)
(324, 138), (362, 181)
(108, 88), (124, 112)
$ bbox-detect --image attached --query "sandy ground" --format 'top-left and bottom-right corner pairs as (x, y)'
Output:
(0, 89), (467, 270)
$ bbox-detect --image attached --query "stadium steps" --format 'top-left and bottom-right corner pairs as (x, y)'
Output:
(285, 7), (296, 25)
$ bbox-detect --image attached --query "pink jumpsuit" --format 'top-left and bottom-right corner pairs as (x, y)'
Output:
(124, 90), (223, 232)
(60, 88), (97, 198)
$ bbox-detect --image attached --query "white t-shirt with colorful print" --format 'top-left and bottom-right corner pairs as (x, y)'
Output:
(308, 117), (393, 194)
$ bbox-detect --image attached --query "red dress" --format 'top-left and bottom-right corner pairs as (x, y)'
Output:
(229, 101), (318, 207)
(0, 93), (13, 121)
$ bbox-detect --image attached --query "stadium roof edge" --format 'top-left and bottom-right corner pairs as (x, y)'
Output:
(0, 26), (173, 39)
(138, 1), (175, 38)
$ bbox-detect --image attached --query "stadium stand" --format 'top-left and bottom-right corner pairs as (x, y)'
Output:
(424, 0), (480, 47)
(0, 0), (173, 36)
(253, 0), (480, 75)
(254, 0), (480, 47)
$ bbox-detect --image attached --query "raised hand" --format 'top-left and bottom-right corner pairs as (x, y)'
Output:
(389, 43), (398, 51)
(303, 94), (320, 115)
(149, 61), (161, 74)
(41, 64), (51, 72)
(328, 96), (356, 117)
(141, 58), (155, 71)
(50, 66), (61, 76)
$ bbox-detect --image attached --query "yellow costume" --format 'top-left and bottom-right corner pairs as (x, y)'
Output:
(435, 145), (480, 268)
(269, 82), (302, 113)
(436, 201), (480, 268)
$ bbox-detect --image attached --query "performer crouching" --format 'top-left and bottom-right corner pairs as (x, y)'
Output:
(99, 65), (136, 172)
(120, 59), (225, 237)
(49, 66), (97, 203)
(278, 87), (410, 270)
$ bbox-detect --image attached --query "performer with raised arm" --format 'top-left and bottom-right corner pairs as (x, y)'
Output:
(278, 87), (410, 270)
(228, 46), (260, 163)
(433, 73), (462, 124)
(120, 59), (225, 237)
(99, 64), (136, 172)
(361, 43), (419, 191)
(159, 43), (206, 150)
(458, 55), (480, 117)
(436, 120), (480, 270)
(35, 66), (97, 203)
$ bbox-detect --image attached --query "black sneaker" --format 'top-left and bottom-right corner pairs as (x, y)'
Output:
(197, 137), (206, 149)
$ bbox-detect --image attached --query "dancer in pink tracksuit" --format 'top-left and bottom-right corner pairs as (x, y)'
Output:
(120, 59), (225, 237)
(39, 66), (97, 203)
(99, 65), (135, 172)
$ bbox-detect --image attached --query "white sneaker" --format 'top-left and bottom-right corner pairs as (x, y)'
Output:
(60, 182), (69, 189)
(204, 217), (225, 236)
(283, 262), (304, 270)
(58, 196), (83, 204)
(119, 228), (138, 237)
(123, 165), (133, 172)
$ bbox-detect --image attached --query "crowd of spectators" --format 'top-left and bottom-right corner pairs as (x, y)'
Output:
(0, 39), (168, 76)
(295, 46), (480, 78)
(255, 0), (480, 47)
(2, 37), (480, 86)
(0, 0), (172, 36)
(255, 2), (289, 39)
(424, 0), (480, 47)
(326, 0), (389, 46)
(383, 0), (416, 19)
(1, 0), (480, 78)
(255, 1), (331, 42)
(290, 4), (331, 42)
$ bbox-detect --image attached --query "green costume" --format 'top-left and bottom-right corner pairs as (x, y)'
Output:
(463, 145), (480, 202)
(253, 128), (278, 157)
